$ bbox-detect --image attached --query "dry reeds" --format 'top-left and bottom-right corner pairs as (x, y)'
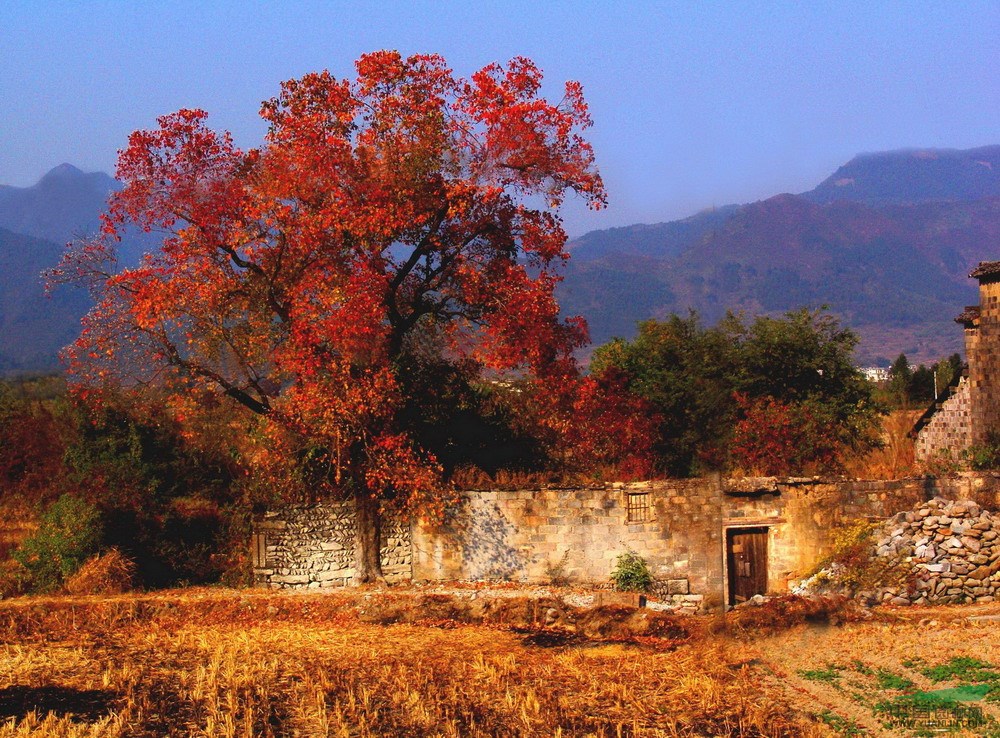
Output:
(843, 409), (919, 478)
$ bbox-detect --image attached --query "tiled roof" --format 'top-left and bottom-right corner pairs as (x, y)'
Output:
(970, 261), (1000, 279)
(955, 305), (981, 326)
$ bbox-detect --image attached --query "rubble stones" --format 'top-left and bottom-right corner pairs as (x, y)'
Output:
(870, 497), (1000, 606)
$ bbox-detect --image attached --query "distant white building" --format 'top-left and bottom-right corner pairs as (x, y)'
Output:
(860, 366), (890, 382)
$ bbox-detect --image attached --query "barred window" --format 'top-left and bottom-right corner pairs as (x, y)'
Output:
(626, 492), (651, 523)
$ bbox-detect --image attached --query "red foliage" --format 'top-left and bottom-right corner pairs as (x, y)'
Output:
(566, 369), (659, 479)
(0, 403), (64, 501)
(729, 394), (841, 476)
(47, 53), (605, 544)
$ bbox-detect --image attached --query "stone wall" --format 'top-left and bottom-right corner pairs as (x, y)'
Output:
(254, 474), (1000, 610)
(410, 475), (997, 611)
(410, 479), (723, 611)
(875, 497), (1000, 605)
(253, 501), (412, 588)
(969, 273), (1000, 446)
(914, 377), (973, 464)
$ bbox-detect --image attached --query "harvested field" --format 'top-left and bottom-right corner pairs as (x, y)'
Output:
(0, 587), (997, 736)
(0, 587), (825, 737)
(753, 602), (1000, 737)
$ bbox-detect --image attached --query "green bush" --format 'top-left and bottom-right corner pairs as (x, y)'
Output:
(14, 494), (103, 592)
(966, 432), (1000, 470)
(610, 550), (653, 592)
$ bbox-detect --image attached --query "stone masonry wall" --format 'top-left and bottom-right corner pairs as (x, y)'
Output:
(410, 475), (998, 611)
(914, 376), (973, 464)
(253, 501), (412, 588)
(411, 479), (724, 611)
(254, 474), (1000, 609)
(969, 278), (1000, 446)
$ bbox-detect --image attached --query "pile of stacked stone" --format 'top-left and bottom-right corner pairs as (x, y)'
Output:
(872, 497), (1000, 606)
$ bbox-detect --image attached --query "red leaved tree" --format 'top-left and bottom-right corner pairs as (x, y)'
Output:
(729, 394), (841, 476)
(49, 52), (604, 581)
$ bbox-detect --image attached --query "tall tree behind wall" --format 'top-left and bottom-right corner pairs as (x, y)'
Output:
(49, 52), (606, 581)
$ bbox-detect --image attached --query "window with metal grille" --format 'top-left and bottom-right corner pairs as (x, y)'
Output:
(626, 492), (651, 523)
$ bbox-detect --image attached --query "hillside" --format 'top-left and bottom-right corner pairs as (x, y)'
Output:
(802, 145), (1000, 206)
(0, 166), (157, 373)
(561, 147), (1000, 365)
(3, 148), (1000, 371)
(0, 227), (90, 372)
(0, 163), (117, 245)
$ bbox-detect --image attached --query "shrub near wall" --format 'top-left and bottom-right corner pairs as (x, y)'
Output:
(13, 495), (103, 592)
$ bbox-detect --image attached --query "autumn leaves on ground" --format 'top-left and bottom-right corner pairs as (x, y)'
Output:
(0, 588), (997, 737)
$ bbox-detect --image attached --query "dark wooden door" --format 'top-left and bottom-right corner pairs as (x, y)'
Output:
(727, 527), (768, 606)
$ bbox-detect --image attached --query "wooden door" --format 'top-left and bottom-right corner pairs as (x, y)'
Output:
(727, 527), (768, 606)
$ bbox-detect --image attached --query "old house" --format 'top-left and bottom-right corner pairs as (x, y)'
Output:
(915, 260), (1000, 464)
(253, 474), (1000, 611)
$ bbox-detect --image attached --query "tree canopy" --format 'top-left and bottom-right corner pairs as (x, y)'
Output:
(50, 52), (606, 580)
(590, 309), (884, 476)
(887, 352), (962, 408)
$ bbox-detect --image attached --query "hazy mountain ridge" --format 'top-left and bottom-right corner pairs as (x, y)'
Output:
(561, 146), (1000, 365)
(0, 165), (160, 373)
(0, 163), (118, 245)
(802, 145), (1000, 206)
(3, 147), (1000, 372)
(0, 165), (119, 373)
(568, 205), (739, 262)
(0, 227), (90, 372)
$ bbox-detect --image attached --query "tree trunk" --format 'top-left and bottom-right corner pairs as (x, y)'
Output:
(353, 488), (385, 584)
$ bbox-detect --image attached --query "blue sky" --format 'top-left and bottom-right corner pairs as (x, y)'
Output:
(2, 1), (998, 236)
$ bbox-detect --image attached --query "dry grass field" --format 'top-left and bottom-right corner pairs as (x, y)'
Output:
(0, 588), (997, 737)
(754, 603), (1000, 737)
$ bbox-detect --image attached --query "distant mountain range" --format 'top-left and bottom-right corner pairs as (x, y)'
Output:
(2, 147), (1000, 373)
(561, 146), (1000, 365)
(0, 227), (90, 373)
(0, 163), (118, 245)
(0, 164), (157, 373)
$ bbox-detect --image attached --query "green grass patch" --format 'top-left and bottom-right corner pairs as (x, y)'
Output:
(875, 668), (914, 691)
(918, 684), (992, 702)
(817, 710), (864, 737)
(921, 656), (1000, 683)
(849, 659), (873, 676)
(918, 656), (1000, 703)
(798, 664), (843, 685)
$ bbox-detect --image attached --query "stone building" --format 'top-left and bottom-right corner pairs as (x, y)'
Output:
(252, 473), (1000, 611)
(915, 260), (1000, 463)
(967, 261), (1000, 445)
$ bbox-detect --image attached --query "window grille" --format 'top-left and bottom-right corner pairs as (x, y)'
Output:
(626, 492), (651, 523)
